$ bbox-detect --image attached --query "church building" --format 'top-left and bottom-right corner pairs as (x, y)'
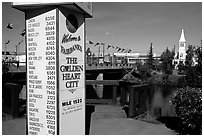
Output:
(173, 29), (187, 69)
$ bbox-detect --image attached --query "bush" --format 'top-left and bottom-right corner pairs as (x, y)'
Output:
(2, 61), (10, 88)
(172, 87), (202, 134)
(2, 60), (9, 74)
(185, 66), (202, 87)
(177, 76), (187, 87)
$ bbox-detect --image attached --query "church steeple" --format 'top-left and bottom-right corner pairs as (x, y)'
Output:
(179, 29), (186, 43)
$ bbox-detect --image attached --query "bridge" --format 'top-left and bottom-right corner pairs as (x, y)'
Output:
(4, 62), (133, 82)
(86, 64), (134, 70)
(4, 61), (134, 72)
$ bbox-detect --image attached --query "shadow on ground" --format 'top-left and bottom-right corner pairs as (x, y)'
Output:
(157, 116), (201, 135)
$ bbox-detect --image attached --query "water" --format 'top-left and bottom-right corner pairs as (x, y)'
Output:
(145, 85), (177, 117)
(86, 83), (178, 118)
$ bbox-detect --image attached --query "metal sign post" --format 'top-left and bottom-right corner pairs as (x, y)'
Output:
(12, 2), (92, 135)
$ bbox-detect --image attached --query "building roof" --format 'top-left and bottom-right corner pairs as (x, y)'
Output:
(179, 29), (186, 43)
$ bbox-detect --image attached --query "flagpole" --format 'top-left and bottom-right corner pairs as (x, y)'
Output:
(16, 44), (18, 61)
(5, 24), (7, 59)
(103, 44), (104, 63)
(98, 45), (100, 64)
(5, 43), (7, 58)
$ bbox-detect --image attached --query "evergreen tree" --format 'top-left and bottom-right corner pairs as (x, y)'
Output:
(160, 47), (175, 74)
(147, 43), (155, 70)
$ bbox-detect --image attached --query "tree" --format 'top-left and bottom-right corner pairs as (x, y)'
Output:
(185, 45), (195, 67)
(154, 59), (162, 72)
(147, 43), (155, 70)
(185, 45), (202, 87)
(177, 61), (185, 74)
(195, 46), (202, 75)
(160, 47), (175, 74)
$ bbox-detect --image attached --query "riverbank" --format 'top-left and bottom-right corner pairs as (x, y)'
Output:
(150, 73), (184, 86)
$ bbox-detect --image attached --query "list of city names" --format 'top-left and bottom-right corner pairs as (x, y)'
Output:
(26, 9), (57, 135)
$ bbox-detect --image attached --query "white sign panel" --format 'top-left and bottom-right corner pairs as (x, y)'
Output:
(26, 9), (57, 135)
(59, 9), (85, 135)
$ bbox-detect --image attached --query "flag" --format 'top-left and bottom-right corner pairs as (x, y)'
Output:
(115, 47), (119, 50)
(128, 49), (132, 53)
(89, 40), (94, 44)
(6, 40), (10, 44)
(107, 45), (111, 49)
(118, 48), (121, 51)
(21, 29), (26, 36)
(121, 48), (125, 52)
(7, 23), (13, 29)
(94, 42), (100, 46)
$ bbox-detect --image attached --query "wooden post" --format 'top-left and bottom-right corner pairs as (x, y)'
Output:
(112, 86), (117, 104)
(5, 83), (21, 118)
(128, 86), (136, 118)
(120, 85), (126, 105)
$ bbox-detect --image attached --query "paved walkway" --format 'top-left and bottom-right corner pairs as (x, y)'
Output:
(2, 116), (26, 135)
(89, 105), (177, 135)
(2, 105), (177, 135)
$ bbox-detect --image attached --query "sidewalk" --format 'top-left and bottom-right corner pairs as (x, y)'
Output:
(2, 116), (26, 135)
(2, 105), (177, 135)
(90, 117), (177, 135)
(89, 105), (177, 135)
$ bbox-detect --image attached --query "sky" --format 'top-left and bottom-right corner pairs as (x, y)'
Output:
(1, 2), (202, 56)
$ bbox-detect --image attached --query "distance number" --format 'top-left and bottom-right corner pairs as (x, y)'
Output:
(46, 31), (55, 36)
(46, 51), (55, 56)
(46, 115), (55, 120)
(46, 85), (55, 90)
(47, 41), (55, 45)
(47, 71), (55, 75)
(47, 95), (55, 100)
(48, 130), (55, 135)
(47, 76), (55, 80)
(47, 125), (55, 130)
(47, 81), (55, 85)
(46, 56), (55, 60)
(46, 46), (55, 51)
(46, 66), (55, 70)
(45, 16), (54, 21)
(47, 90), (55, 95)
(47, 36), (55, 41)
(45, 26), (54, 31)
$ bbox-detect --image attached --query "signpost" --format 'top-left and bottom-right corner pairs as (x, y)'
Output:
(12, 3), (92, 135)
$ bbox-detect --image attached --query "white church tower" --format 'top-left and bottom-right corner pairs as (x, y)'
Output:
(178, 28), (186, 63)
(173, 29), (187, 69)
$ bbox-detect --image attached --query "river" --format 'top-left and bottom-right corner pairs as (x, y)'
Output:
(139, 85), (177, 118)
